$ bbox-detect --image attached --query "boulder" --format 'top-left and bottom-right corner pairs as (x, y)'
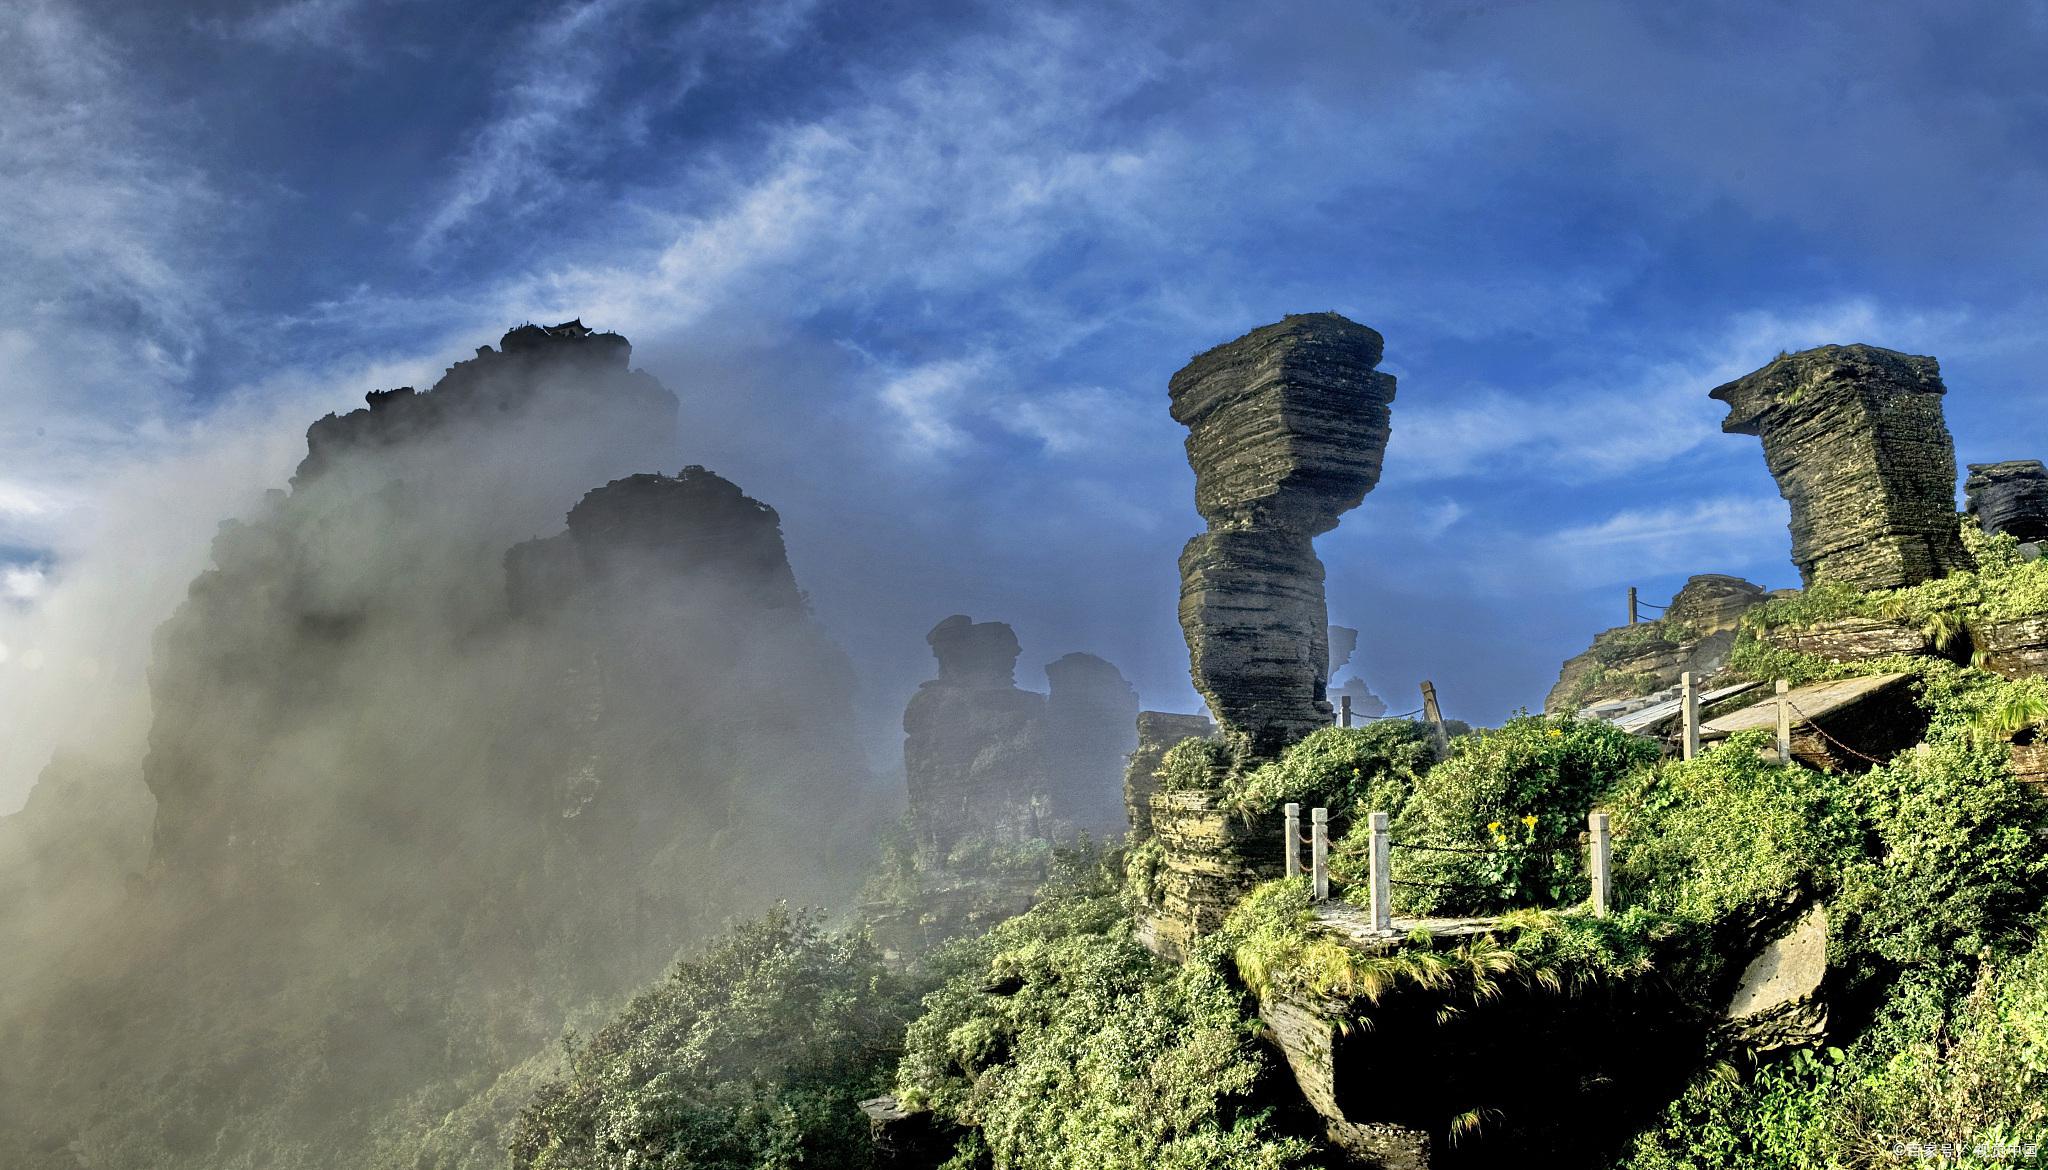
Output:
(1973, 615), (2048, 679)
(1723, 902), (1829, 1052)
(1760, 616), (1942, 664)
(1712, 345), (1970, 590)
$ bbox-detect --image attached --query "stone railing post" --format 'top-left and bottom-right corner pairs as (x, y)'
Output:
(1369, 810), (1391, 934)
(1681, 671), (1701, 761)
(1588, 810), (1612, 918)
(1311, 807), (1329, 902)
(1284, 803), (1302, 878)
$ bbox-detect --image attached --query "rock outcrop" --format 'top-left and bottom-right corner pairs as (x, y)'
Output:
(1711, 344), (1969, 590)
(1122, 710), (1216, 841)
(1966, 460), (2048, 543)
(65, 323), (883, 1170)
(1172, 314), (1396, 760)
(1042, 653), (1139, 838)
(1723, 902), (1830, 1052)
(1547, 575), (1770, 713)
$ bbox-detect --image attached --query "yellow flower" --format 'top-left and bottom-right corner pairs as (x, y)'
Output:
(1487, 821), (1501, 833)
(1547, 728), (1564, 738)
(1522, 814), (1538, 828)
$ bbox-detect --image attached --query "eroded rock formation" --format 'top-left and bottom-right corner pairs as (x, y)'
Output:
(1122, 710), (1216, 841)
(1172, 313), (1396, 759)
(1711, 344), (1969, 590)
(901, 619), (1139, 853)
(1547, 574), (1770, 713)
(1966, 460), (2048, 543)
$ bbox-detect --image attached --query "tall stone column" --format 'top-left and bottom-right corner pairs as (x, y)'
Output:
(1711, 344), (1969, 590)
(1170, 313), (1396, 761)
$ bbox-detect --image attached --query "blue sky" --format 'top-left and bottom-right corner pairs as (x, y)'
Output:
(6, 0), (2048, 801)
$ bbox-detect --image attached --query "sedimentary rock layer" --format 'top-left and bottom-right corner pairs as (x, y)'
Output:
(1122, 711), (1215, 840)
(1171, 313), (1396, 758)
(1711, 345), (1968, 590)
(1966, 460), (2048, 543)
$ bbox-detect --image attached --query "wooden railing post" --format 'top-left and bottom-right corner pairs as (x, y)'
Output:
(1284, 803), (1302, 878)
(1588, 810), (1611, 918)
(1311, 807), (1329, 903)
(1680, 671), (1701, 761)
(1775, 679), (1792, 765)
(1340, 694), (1353, 728)
(1369, 810), (1391, 934)
(1628, 586), (1639, 626)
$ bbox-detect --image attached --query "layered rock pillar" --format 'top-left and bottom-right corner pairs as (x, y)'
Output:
(1171, 313), (1397, 760)
(1711, 345), (1969, 590)
(1966, 460), (2048, 543)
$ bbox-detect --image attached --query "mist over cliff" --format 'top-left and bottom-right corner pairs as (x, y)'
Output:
(0, 322), (888, 1169)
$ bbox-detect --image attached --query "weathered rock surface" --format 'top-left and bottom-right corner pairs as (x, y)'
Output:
(1966, 460), (2048, 543)
(1260, 992), (1434, 1169)
(1760, 616), (1942, 664)
(1138, 787), (1283, 961)
(1122, 711), (1215, 841)
(1973, 615), (2048, 680)
(1042, 653), (1139, 838)
(1712, 344), (1969, 590)
(1172, 313), (1396, 759)
(1547, 575), (1770, 713)
(1723, 902), (1829, 1052)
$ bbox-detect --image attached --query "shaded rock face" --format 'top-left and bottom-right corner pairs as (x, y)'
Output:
(1712, 345), (1969, 590)
(1966, 460), (2048, 543)
(1122, 710), (1216, 840)
(1723, 902), (1829, 1052)
(1042, 653), (1139, 838)
(1547, 575), (1769, 713)
(1172, 314), (1396, 759)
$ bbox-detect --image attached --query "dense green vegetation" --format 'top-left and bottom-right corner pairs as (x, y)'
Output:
(507, 905), (914, 1170)
(1374, 716), (1658, 914)
(893, 854), (1315, 1170)
(477, 541), (2048, 1170)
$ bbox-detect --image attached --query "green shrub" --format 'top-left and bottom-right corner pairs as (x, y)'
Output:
(1377, 716), (1659, 914)
(1609, 733), (1861, 928)
(508, 904), (911, 1170)
(1224, 722), (1435, 819)
(895, 871), (1313, 1170)
(1156, 738), (1231, 793)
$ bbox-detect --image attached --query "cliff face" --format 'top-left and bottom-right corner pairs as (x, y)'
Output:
(1171, 313), (1396, 760)
(1712, 345), (1969, 590)
(1, 323), (880, 1170)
